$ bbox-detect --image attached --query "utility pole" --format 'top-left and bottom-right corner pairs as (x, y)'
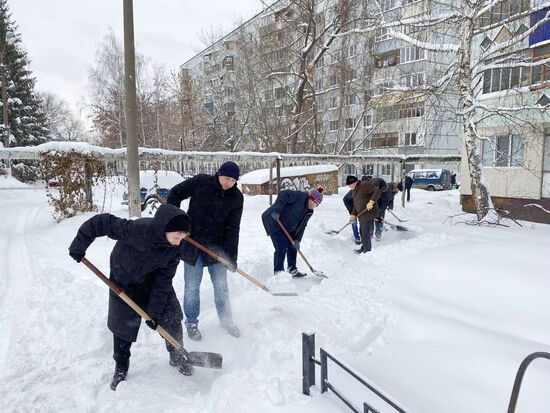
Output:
(123, 0), (141, 218)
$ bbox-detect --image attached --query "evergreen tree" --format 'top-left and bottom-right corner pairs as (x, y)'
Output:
(0, 0), (48, 147)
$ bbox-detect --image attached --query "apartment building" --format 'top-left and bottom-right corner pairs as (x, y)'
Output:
(459, 1), (550, 223)
(182, 1), (544, 184)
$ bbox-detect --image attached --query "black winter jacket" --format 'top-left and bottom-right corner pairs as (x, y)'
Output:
(262, 190), (313, 240)
(343, 189), (354, 213)
(68, 204), (189, 342)
(378, 182), (399, 210)
(167, 173), (243, 267)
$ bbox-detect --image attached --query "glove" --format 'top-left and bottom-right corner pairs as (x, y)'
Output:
(293, 240), (301, 251)
(349, 214), (357, 223)
(146, 319), (157, 330)
(224, 259), (237, 272)
(271, 211), (280, 221)
(367, 200), (375, 211)
(69, 250), (85, 263)
(376, 216), (383, 223)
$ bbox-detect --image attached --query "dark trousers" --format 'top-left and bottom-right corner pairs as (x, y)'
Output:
(375, 205), (387, 237)
(359, 220), (374, 253)
(406, 187), (411, 202)
(270, 230), (299, 272)
(112, 296), (185, 365)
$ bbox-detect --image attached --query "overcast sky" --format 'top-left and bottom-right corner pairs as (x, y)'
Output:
(10, 0), (262, 115)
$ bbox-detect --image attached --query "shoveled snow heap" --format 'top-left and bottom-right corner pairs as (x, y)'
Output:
(0, 177), (549, 413)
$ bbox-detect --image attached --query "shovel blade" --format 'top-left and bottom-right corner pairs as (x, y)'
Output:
(324, 230), (339, 235)
(271, 292), (299, 296)
(313, 270), (328, 279)
(187, 351), (223, 369)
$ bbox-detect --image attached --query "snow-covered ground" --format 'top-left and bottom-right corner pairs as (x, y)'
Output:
(1, 177), (549, 413)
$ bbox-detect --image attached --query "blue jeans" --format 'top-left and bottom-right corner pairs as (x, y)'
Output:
(183, 253), (233, 327)
(351, 222), (360, 241)
(270, 230), (298, 273)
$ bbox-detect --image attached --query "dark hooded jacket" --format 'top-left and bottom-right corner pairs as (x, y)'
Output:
(166, 173), (243, 267)
(68, 204), (189, 342)
(262, 190), (313, 240)
(378, 182), (400, 210)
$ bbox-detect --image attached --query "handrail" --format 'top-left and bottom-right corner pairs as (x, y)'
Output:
(302, 332), (408, 413)
(507, 352), (550, 413)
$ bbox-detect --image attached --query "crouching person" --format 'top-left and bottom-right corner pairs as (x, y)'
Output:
(68, 204), (193, 390)
(262, 187), (323, 277)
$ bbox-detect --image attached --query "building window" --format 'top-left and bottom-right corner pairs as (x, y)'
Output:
(363, 114), (372, 127)
(372, 132), (399, 148)
(379, 0), (397, 11)
(329, 96), (338, 109)
(329, 120), (339, 131)
(316, 55), (325, 68)
(373, 102), (424, 122)
(375, 51), (400, 68)
(275, 87), (285, 99)
(531, 44), (550, 87)
(479, 0), (530, 29)
(329, 74), (338, 86)
(223, 56), (234, 71)
(404, 132), (417, 145)
(381, 164), (392, 175)
(363, 164), (374, 175)
(482, 135), (524, 167)
(483, 53), (529, 94)
(314, 79), (323, 90)
(400, 46), (425, 63)
(264, 89), (273, 101)
(402, 72), (425, 88)
(346, 94), (356, 105)
(345, 117), (355, 129)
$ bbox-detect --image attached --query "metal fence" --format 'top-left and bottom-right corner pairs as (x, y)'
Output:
(302, 332), (409, 413)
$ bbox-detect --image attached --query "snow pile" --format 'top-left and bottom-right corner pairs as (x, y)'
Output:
(241, 164), (338, 185)
(0, 174), (31, 188)
(0, 187), (549, 412)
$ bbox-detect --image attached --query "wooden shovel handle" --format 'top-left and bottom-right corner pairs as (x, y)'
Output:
(81, 257), (182, 350)
(183, 236), (271, 292)
(276, 219), (316, 272)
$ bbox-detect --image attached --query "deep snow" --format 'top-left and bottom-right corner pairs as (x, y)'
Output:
(0, 177), (549, 413)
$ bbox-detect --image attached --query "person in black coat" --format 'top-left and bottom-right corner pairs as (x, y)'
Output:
(68, 204), (193, 390)
(261, 187), (324, 277)
(405, 175), (413, 202)
(167, 161), (243, 341)
(343, 175), (361, 245)
(374, 180), (402, 240)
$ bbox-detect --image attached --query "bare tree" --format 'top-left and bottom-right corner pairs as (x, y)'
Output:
(38, 92), (86, 141)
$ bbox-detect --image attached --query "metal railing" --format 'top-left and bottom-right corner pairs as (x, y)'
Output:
(507, 352), (550, 413)
(302, 332), (409, 413)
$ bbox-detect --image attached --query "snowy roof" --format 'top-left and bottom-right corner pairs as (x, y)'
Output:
(241, 164), (338, 185)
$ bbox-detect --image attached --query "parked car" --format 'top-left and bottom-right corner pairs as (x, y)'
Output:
(122, 170), (185, 211)
(407, 169), (451, 191)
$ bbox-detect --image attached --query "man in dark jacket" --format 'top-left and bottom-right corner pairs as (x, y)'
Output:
(167, 161), (243, 341)
(350, 179), (381, 254)
(405, 175), (413, 202)
(343, 175), (361, 245)
(68, 204), (193, 390)
(262, 187), (324, 277)
(374, 180), (402, 240)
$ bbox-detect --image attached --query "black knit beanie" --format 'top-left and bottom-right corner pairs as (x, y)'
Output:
(165, 215), (190, 233)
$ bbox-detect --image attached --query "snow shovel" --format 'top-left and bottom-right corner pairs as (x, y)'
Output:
(379, 217), (408, 231)
(276, 219), (328, 279)
(388, 209), (408, 222)
(183, 236), (298, 297)
(325, 207), (368, 235)
(81, 257), (223, 369)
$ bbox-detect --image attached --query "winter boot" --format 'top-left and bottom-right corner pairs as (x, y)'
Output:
(222, 323), (241, 338)
(186, 324), (202, 341)
(110, 361), (129, 391)
(354, 248), (367, 254)
(169, 351), (194, 376)
(354, 238), (362, 245)
(289, 268), (307, 278)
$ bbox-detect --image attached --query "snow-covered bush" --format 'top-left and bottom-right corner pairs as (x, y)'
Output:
(40, 151), (105, 222)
